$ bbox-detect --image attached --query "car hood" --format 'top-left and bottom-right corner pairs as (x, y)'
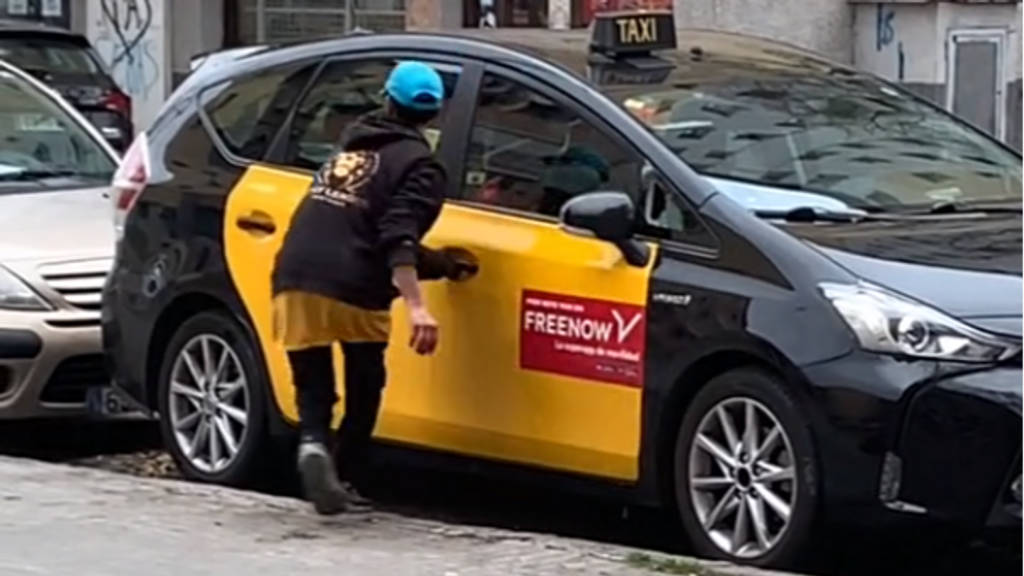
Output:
(705, 178), (1021, 335)
(0, 186), (115, 261)
(801, 219), (1022, 336)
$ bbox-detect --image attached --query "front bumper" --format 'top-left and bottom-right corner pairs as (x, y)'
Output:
(0, 309), (107, 419)
(893, 365), (1021, 527)
(802, 354), (1021, 529)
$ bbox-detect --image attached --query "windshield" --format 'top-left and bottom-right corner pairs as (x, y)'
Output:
(591, 33), (1022, 213)
(0, 35), (105, 76)
(0, 67), (116, 193)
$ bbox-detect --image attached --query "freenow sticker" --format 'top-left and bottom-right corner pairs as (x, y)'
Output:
(519, 289), (646, 386)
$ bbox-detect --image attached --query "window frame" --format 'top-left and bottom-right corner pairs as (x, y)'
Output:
(451, 64), (644, 216)
(262, 50), (484, 201)
(451, 63), (720, 256)
(197, 57), (321, 167)
(636, 174), (721, 257)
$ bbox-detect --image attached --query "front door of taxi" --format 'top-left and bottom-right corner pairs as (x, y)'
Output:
(400, 68), (658, 482)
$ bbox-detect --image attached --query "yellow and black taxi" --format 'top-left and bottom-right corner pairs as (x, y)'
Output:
(101, 12), (1022, 569)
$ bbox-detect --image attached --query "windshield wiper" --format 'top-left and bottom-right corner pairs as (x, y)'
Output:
(752, 207), (881, 223)
(0, 169), (81, 181)
(917, 200), (1022, 215)
(757, 206), (868, 222)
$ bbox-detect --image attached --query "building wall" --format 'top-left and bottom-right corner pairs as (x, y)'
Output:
(169, 0), (223, 85)
(853, 1), (1021, 149)
(672, 0), (854, 62)
(83, 0), (222, 132)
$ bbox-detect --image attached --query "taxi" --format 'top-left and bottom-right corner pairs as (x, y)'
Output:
(101, 12), (1022, 569)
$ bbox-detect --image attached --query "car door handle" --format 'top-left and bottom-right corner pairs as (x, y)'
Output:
(235, 211), (276, 234)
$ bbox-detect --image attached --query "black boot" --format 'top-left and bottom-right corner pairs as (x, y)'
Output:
(296, 441), (351, 515)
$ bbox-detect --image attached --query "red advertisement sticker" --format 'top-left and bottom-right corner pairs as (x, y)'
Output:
(519, 289), (646, 387)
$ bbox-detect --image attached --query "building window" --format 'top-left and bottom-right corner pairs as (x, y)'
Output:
(233, 0), (405, 45)
(0, 0), (71, 29)
(463, 0), (548, 28)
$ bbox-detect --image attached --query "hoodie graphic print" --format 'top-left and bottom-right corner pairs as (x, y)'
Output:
(271, 111), (448, 310)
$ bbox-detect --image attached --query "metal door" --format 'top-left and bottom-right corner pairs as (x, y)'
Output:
(946, 28), (1007, 140)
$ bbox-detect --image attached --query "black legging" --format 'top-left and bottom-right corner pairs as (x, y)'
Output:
(287, 342), (387, 483)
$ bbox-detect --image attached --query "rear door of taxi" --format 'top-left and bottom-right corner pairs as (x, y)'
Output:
(220, 52), (476, 438)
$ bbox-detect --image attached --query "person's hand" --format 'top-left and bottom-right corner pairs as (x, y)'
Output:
(441, 247), (478, 282)
(407, 304), (439, 355)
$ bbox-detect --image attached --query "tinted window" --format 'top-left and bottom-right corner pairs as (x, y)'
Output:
(0, 35), (104, 76)
(0, 67), (116, 193)
(461, 72), (642, 218)
(201, 61), (314, 161)
(281, 58), (458, 170)
(553, 31), (1022, 212)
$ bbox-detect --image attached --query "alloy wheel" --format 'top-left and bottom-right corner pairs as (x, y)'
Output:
(687, 397), (797, 559)
(167, 334), (250, 474)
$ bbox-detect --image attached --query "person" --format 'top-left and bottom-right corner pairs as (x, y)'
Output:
(472, 145), (610, 215)
(535, 145), (610, 215)
(270, 61), (477, 515)
(479, 0), (497, 27)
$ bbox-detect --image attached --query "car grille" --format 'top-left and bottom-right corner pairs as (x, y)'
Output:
(40, 355), (108, 404)
(37, 259), (111, 312)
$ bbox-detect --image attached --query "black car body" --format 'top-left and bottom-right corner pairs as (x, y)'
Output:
(0, 18), (133, 151)
(101, 13), (1022, 569)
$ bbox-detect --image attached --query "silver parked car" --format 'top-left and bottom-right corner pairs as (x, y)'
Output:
(0, 58), (119, 419)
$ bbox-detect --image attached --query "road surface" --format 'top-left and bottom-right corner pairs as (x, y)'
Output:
(0, 456), (780, 576)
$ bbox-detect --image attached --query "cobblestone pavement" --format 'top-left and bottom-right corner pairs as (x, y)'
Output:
(0, 456), (786, 576)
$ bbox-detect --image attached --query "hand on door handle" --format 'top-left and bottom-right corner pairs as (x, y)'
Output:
(235, 211), (276, 234)
(440, 246), (479, 282)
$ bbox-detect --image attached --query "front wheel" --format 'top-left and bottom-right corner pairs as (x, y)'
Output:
(673, 368), (820, 569)
(156, 310), (277, 488)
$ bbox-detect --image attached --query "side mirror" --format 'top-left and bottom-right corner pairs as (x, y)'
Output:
(559, 191), (650, 267)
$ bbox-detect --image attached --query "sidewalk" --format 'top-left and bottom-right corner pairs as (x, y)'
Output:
(0, 456), (785, 576)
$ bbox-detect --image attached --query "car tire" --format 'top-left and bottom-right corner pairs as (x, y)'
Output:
(156, 310), (279, 488)
(673, 367), (819, 569)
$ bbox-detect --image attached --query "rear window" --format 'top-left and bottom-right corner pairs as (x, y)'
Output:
(0, 35), (105, 77)
(0, 67), (116, 193)
(200, 61), (313, 161)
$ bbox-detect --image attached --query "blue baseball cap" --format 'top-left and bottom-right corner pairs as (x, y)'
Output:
(384, 61), (445, 111)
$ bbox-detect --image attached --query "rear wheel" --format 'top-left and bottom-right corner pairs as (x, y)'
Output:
(156, 310), (278, 488)
(673, 368), (819, 569)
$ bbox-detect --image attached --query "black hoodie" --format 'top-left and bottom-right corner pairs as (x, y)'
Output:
(271, 111), (450, 311)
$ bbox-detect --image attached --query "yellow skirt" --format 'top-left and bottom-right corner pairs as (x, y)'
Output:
(272, 290), (391, 350)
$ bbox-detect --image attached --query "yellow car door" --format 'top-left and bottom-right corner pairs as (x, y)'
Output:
(224, 165), (312, 420)
(375, 70), (658, 482)
(224, 133), (444, 426)
(222, 57), (462, 434)
(380, 206), (656, 481)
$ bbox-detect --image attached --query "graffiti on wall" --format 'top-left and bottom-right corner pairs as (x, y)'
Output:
(875, 3), (905, 81)
(92, 0), (160, 99)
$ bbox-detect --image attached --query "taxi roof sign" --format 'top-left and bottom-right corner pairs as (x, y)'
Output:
(589, 10), (677, 57)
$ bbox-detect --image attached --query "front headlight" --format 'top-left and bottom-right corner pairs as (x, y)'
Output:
(0, 265), (50, 311)
(820, 282), (1019, 363)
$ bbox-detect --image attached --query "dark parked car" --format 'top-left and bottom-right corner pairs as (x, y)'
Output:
(0, 18), (132, 151)
(101, 12), (1021, 570)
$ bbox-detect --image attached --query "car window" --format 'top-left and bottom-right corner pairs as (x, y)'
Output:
(200, 61), (315, 161)
(640, 167), (717, 249)
(460, 72), (642, 218)
(281, 58), (459, 171)
(0, 35), (104, 77)
(0, 67), (116, 194)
